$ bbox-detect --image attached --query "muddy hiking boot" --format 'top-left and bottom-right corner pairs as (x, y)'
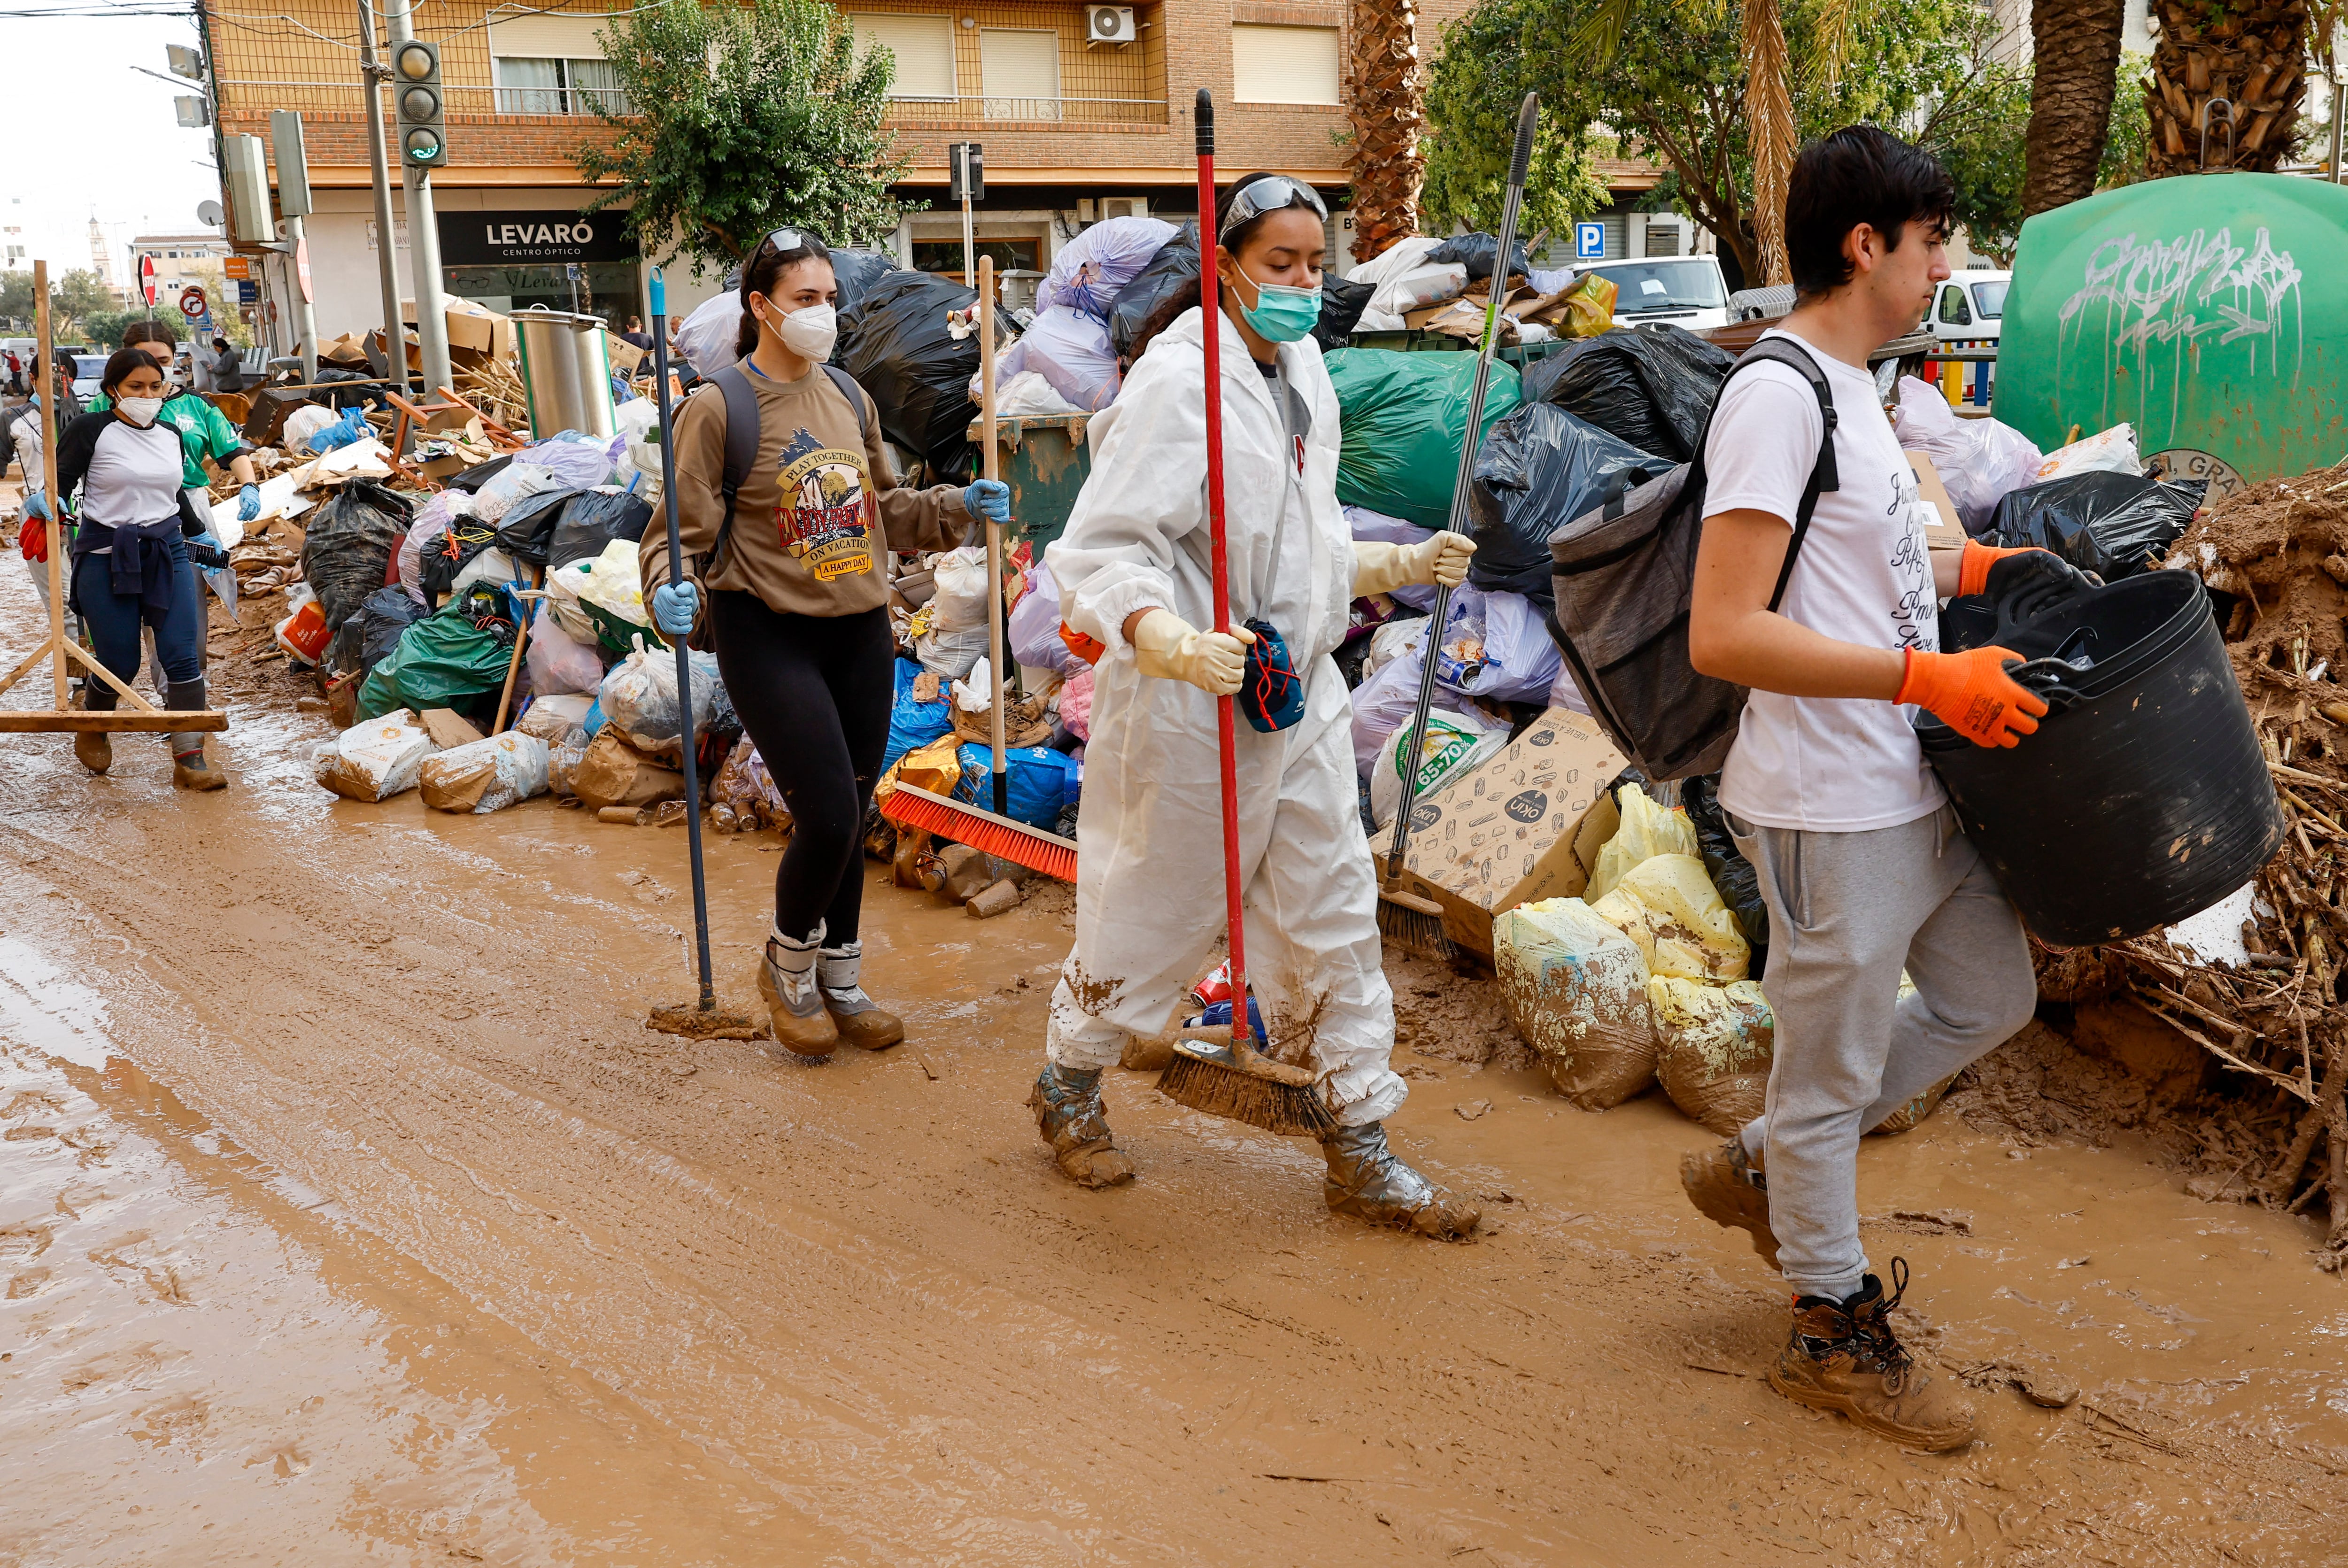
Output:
(1682, 1133), (1779, 1267)
(1027, 1062), (1135, 1189)
(1320, 1122), (1480, 1240)
(817, 941), (904, 1050)
(757, 925), (841, 1058)
(167, 680), (224, 792)
(1770, 1259), (1976, 1452)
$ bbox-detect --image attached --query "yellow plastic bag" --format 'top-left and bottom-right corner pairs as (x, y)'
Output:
(875, 733), (962, 807)
(1590, 853), (1751, 981)
(1495, 898), (1656, 1108)
(1563, 273), (1617, 338)
(1652, 977), (1775, 1135)
(1587, 783), (1701, 904)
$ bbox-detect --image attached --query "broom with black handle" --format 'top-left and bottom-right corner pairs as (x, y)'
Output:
(1377, 90), (1540, 963)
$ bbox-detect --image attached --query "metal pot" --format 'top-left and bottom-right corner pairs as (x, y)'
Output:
(512, 307), (616, 439)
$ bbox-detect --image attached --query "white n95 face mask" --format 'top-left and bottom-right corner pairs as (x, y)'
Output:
(117, 397), (165, 426)
(767, 302), (838, 363)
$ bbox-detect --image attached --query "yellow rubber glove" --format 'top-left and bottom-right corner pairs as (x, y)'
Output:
(1352, 531), (1477, 598)
(1130, 607), (1257, 695)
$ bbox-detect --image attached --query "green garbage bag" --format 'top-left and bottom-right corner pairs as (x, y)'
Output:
(356, 609), (516, 721)
(1326, 348), (1521, 528)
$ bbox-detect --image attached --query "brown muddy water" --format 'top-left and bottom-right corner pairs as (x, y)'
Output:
(3, 558), (2348, 1566)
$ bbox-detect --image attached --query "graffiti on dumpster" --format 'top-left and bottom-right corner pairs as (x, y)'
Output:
(2058, 227), (2305, 420)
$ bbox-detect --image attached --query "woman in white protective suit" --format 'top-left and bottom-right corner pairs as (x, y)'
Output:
(1029, 172), (1481, 1240)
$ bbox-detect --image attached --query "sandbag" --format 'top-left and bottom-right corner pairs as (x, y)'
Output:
(596, 643), (734, 758)
(1891, 378), (2042, 533)
(954, 743), (1077, 829)
(1590, 853), (1750, 981)
(548, 487), (654, 573)
(836, 270), (981, 482)
(884, 657), (954, 772)
(1588, 783), (1701, 904)
(1520, 325), (1733, 463)
(314, 709), (434, 802)
(524, 601), (606, 696)
(355, 585), (426, 678)
(515, 691), (593, 741)
(1651, 977), (1776, 1135)
(1469, 401), (1668, 606)
(572, 727), (685, 811)
(491, 485), (582, 567)
(419, 732), (550, 814)
(1681, 775), (1768, 969)
(547, 723), (592, 800)
(1986, 471), (2205, 582)
(1326, 349), (1522, 529)
(299, 479), (413, 633)
(356, 609), (516, 721)
(1367, 701), (1508, 827)
(1494, 898), (1657, 1109)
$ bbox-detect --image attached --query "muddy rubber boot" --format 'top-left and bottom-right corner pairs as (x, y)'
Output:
(73, 688), (111, 775)
(165, 681), (225, 791)
(1320, 1122), (1480, 1240)
(755, 924), (841, 1059)
(1768, 1260), (1976, 1452)
(1027, 1062), (1135, 1189)
(1681, 1133), (1779, 1267)
(818, 941), (904, 1050)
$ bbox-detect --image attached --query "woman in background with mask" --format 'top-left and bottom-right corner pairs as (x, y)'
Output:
(1030, 173), (1480, 1237)
(52, 348), (225, 788)
(639, 227), (1010, 1058)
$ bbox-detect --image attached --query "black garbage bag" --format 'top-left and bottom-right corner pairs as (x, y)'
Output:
(836, 270), (981, 483)
(1108, 224), (1198, 362)
(1468, 402), (1667, 605)
(492, 486), (583, 567)
(1521, 325), (1734, 463)
(548, 488), (654, 573)
(829, 248), (897, 317)
(1988, 472), (2206, 582)
(299, 479), (412, 633)
(415, 513), (500, 600)
(1313, 275), (1373, 352)
(355, 583), (426, 677)
(445, 454), (513, 494)
(1428, 232), (1532, 282)
(1682, 775), (1768, 976)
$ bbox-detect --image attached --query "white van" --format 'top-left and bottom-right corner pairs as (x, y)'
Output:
(1575, 255), (1731, 332)
(1931, 269), (2008, 345)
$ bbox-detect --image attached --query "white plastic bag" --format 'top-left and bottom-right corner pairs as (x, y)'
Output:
(1494, 897), (1657, 1108)
(951, 656), (994, 711)
(597, 642), (733, 758)
(471, 460), (561, 525)
(518, 434), (619, 491)
(928, 545), (992, 630)
(525, 602), (606, 695)
(1368, 704), (1508, 826)
(1892, 377), (2044, 533)
(1035, 215), (1179, 318)
(419, 732), (550, 814)
(1349, 641), (1472, 780)
(282, 404), (336, 453)
(399, 492), (474, 605)
(2036, 423), (2141, 482)
(572, 538), (655, 630)
(674, 290), (742, 378)
(315, 709), (434, 802)
(1008, 564), (1075, 673)
(450, 546), (517, 599)
(995, 371), (1084, 418)
(1457, 588), (1561, 703)
(915, 621), (990, 680)
(1379, 263), (1469, 314)
(996, 305), (1120, 411)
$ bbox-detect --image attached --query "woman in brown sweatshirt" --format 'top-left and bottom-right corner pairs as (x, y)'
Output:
(641, 228), (1009, 1057)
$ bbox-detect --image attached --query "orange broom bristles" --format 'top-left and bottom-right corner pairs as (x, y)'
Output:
(880, 783), (1077, 883)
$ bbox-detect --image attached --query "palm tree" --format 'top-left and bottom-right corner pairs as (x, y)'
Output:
(2143, 0), (2310, 175)
(1743, 0), (1795, 284)
(1347, 0), (1428, 263)
(2024, 0), (2130, 210)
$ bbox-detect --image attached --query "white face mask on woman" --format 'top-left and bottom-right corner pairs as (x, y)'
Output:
(116, 396), (165, 427)
(761, 301), (837, 363)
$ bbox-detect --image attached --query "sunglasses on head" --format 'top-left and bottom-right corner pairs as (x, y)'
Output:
(742, 227), (826, 299)
(1227, 176), (1328, 228)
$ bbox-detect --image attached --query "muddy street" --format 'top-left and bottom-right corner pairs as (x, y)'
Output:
(5, 561), (2348, 1565)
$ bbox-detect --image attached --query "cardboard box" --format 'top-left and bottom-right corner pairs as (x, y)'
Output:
(402, 297), (515, 364)
(1369, 707), (1628, 959)
(1903, 449), (1968, 552)
(319, 331), (372, 368)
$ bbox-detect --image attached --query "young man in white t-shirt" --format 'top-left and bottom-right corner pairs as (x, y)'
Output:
(1678, 128), (2078, 1452)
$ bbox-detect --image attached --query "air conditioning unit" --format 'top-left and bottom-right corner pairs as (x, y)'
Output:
(1076, 196), (1150, 224)
(1087, 6), (1135, 46)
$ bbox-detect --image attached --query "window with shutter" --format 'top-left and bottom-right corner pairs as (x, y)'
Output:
(1231, 24), (1340, 105)
(849, 13), (957, 100)
(981, 29), (1060, 121)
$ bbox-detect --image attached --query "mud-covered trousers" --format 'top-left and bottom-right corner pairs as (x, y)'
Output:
(1726, 803), (2038, 1300)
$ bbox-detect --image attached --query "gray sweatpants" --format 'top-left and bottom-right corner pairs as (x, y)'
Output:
(1725, 804), (2036, 1301)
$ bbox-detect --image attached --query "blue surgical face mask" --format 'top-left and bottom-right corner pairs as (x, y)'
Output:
(1232, 263), (1322, 344)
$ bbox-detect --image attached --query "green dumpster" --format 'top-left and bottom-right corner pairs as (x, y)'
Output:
(2000, 173), (2346, 490)
(970, 413), (1094, 551)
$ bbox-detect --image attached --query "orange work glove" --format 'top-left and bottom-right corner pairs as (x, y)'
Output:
(1897, 646), (2048, 748)
(1957, 539), (2049, 597)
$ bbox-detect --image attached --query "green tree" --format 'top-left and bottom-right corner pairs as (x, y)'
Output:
(0, 270), (39, 333)
(576, 0), (912, 275)
(1425, 0), (1986, 286)
(51, 270), (116, 338)
(1925, 52), (2149, 263)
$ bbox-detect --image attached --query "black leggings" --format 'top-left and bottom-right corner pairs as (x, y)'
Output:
(710, 594), (895, 945)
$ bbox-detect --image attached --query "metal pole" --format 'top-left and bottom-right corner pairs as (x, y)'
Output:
(356, 0), (408, 392)
(650, 267), (716, 1014)
(958, 147), (977, 286)
(384, 0), (455, 401)
(2333, 77), (2345, 183)
(286, 212), (319, 384)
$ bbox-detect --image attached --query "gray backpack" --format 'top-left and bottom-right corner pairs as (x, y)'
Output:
(1544, 336), (1839, 780)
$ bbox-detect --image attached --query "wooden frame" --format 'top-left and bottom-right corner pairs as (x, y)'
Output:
(0, 259), (228, 735)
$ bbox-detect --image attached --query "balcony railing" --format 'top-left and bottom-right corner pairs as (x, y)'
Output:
(884, 95), (1166, 125)
(220, 80), (1165, 127)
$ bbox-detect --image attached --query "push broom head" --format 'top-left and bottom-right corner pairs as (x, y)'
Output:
(1378, 883), (1457, 963)
(881, 783), (1077, 883)
(648, 1000), (766, 1041)
(1158, 1036), (1337, 1137)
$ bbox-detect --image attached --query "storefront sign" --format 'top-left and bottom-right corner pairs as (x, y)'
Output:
(438, 209), (637, 268)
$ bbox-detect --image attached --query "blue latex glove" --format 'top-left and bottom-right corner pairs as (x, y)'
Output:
(23, 490), (48, 521)
(237, 483), (261, 522)
(651, 579), (699, 637)
(963, 478), (1011, 525)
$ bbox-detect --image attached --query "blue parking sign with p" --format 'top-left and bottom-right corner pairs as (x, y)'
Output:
(1576, 222), (1606, 260)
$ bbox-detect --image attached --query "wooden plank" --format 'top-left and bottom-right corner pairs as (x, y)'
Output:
(0, 711), (229, 733)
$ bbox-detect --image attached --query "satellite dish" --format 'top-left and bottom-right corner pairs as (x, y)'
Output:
(197, 199), (225, 227)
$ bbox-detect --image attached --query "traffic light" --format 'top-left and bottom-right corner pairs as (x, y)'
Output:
(392, 39), (446, 169)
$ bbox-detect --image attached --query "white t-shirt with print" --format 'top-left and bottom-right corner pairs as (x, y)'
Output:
(1702, 329), (1944, 833)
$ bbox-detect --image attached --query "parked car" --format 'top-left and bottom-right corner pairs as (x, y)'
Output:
(1931, 269), (2008, 345)
(66, 351), (110, 405)
(1575, 255), (1731, 332)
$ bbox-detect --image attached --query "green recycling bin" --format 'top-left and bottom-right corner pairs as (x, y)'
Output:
(2000, 172), (2348, 492)
(968, 413), (1094, 551)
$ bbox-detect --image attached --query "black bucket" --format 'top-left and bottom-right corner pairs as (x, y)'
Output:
(1918, 569), (2284, 946)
